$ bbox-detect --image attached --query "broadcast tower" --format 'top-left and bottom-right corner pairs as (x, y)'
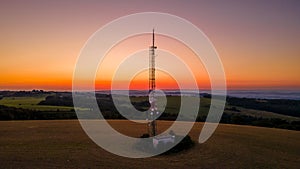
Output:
(148, 29), (158, 137)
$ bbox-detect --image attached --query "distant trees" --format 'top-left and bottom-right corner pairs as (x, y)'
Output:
(227, 97), (300, 117)
(0, 105), (76, 120)
(32, 89), (44, 93)
(0, 90), (49, 97)
(219, 113), (300, 130)
(38, 95), (74, 107)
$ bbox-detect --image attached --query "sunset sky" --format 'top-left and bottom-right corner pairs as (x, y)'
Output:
(1, 0), (300, 90)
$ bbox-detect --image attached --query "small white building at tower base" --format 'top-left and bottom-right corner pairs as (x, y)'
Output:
(153, 134), (175, 148)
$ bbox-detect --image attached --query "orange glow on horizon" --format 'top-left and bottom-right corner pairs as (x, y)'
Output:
(1, 1), (300, 91)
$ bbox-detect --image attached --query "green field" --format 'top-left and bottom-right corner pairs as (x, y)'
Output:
(130, 96), (214, 115)
(131, 95), (300, 121)
(0, 94), (299, 131)
(0, 96), (74, 111)
(1, 94), (299, 122)
(225, 106), (300, 121)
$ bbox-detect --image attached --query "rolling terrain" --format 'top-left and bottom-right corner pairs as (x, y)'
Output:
(0, 91), (299, 130)
(0, 120), (299, 169)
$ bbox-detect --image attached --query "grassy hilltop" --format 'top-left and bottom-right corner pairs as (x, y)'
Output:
(0, 120), (299, 169)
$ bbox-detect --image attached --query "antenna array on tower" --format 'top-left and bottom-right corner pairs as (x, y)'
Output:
(148, 29), (158, 137)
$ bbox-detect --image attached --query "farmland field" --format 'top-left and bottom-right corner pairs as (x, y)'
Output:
(0, 120), (299, 169)
(0, 93), (299, 130)
(0, 96), (74, 111)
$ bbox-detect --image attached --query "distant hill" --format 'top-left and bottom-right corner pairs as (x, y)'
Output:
(0, 91), (299, 130)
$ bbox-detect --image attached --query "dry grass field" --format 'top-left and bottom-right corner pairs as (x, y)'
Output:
(0, 120), (299, 169)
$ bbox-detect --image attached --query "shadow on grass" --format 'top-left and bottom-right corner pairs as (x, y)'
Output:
(135, 134), (194, 155)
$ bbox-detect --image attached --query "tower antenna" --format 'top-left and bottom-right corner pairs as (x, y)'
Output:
(148, 29), (157, 136)
(152, 29), (155, 47)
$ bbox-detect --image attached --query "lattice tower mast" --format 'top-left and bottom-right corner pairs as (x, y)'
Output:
(148, 29), (158, 136)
